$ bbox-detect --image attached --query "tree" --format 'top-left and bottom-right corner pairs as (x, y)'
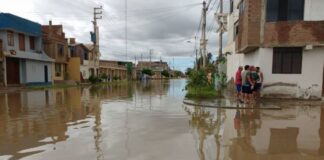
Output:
(161, 70), (170, 77)
(142, 68), (154, 76)
(207, 52), (213, 64)
(185, 68), (193, 76)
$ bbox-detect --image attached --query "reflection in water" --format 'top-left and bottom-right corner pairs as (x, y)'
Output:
(0, 79), (324, 160)
(184, 103), (324, 160)
(0, 83), (134, 160)
(183, 105), (226, 160)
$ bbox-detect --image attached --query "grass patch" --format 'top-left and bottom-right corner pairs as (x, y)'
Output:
(185, 86), (222, 99)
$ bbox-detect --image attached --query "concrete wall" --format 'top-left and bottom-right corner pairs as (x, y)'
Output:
(20, 59), (52, 84)
(243, 47), (324, 99)
(225, 0), (242, 82)
(80, 65), (90, 80)
(304, 0), (324, 21)
(225, 43), (244, 82)
(0, 30), (42, 52)
(67, 57), (81, 82)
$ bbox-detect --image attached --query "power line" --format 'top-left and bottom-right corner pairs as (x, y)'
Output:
(207, 0), (218, 14)
(125, 0), (128, 60)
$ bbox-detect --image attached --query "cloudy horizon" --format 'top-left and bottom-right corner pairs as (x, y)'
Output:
(0, 0), (225, 71)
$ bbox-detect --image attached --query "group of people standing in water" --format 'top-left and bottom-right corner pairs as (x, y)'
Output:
(235, 65), (264, 103)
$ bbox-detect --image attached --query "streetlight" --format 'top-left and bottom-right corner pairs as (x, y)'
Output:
(187, 36), (199, 70)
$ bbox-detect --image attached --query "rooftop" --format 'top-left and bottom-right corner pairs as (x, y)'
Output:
(0, 13), (41, 36)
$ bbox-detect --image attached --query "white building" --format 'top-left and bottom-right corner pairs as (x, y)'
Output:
(0, 13), (53, 86)
(225, 0), (324, 99)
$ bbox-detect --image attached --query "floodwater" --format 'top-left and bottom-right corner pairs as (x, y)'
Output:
(0, 79), (324, 160)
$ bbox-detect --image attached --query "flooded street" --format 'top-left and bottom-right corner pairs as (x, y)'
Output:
(1, 79), (324, 160)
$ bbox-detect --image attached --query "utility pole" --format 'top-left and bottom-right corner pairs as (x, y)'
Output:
(194, 36), (198, 70)
(217, 0), (224, 58)
(149, 49), (152, 69)
(201, 1), (208, 68)
(140, 54), (143, 70)
(125, 0), (128, 61)
(173, 57), (175, 71)
(92, 6), (102, 76)
(195, 49), (198, 70)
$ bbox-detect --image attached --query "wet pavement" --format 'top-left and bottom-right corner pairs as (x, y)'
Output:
(0, 79), (324, 160)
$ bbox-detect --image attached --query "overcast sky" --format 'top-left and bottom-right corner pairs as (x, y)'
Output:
(0, 0), (226, 71)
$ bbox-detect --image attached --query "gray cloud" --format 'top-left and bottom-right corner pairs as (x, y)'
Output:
(0, 0), (228, 69)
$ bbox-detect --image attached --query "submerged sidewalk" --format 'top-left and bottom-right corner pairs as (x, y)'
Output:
(183, 89), (324, 110)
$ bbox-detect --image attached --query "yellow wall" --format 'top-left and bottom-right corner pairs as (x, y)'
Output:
(52, 63), (65, 82)
(68, 57), (81, 82)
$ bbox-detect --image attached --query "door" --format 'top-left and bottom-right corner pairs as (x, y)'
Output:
(6, 57), (20, 84)
(44, 65), (48, 83)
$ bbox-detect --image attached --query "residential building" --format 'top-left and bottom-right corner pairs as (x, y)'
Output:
(68, 38), (90, 81)
(225, 0), (324, 99)
(99, 60), (128, 80)
(0, 13), (54, 86)
(84, 44), (100, 77)
(42, 21), (69, 83)
(137, 61), (170, 79)
(0, 39), (4, 87)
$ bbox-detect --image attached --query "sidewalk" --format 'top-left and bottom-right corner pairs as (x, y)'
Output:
(183, 88), (324, 110)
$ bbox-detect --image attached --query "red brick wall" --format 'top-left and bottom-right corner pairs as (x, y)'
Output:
(263, 21), (324, 47)
(236, 0), (262, 53)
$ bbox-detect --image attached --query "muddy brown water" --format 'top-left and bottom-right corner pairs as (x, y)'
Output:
(0, 79), (324, 160)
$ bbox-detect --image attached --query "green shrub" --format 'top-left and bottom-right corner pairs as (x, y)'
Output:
(185, 69), (219, 99)
(142, 68), (154, 76)
(88, 75), (102, 84)
(100, 73), (108, 81)
(161, 70), (170, 77)
(186, 69), (210, 88)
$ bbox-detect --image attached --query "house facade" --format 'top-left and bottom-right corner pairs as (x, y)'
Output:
(0, 39), (4, 87)
(137, 61), (170, 79)
(225, 0), (324, 99)
(0, 13), (53, 86)
(42, 21), (69, 83)
(84, 44), (100, 78)
(99, 60), (128, 80)
(68, 38), (90, 81)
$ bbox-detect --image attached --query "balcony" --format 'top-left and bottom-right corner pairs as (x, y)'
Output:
(263, 21), (324, 47)
(235, 0), (262, 53)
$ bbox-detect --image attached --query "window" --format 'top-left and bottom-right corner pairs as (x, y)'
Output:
(230, 0), (234, 14)
(239, 0), (245, 14)
(272, 47), (303, 74)
(84, 51), (89, 60)
(57, 44), (64, 56)
(234, 21), (239, 40)
(18, 33), (25, 51)
(55, 63), (62, 77)
(266, 0), (304, 22)
(29, 36), (35, 50)
(70, 47), (75, 57)
(7, 31), (14, 46)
